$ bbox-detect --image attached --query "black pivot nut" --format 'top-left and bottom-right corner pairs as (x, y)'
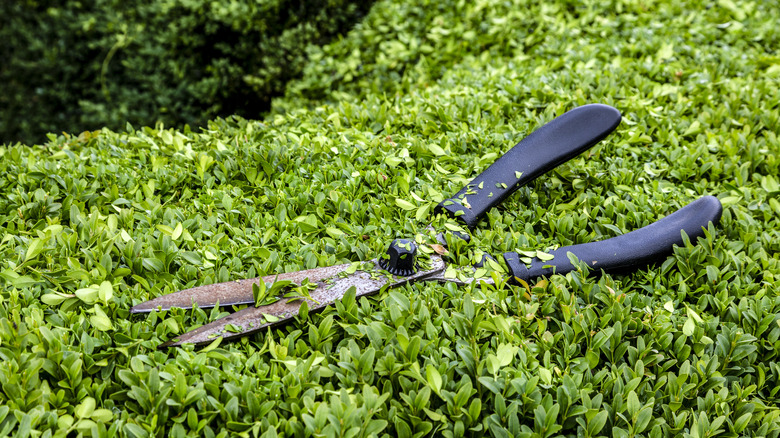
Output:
(379, 239), (418, 276)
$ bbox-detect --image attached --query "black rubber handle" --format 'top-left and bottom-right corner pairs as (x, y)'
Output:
(503, 196), (723, 283)
(436, 104), (622, 228)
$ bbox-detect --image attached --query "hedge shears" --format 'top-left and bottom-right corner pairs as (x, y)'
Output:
(130, 104), (722, 347)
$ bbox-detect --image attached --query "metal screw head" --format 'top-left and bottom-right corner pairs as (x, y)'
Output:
(379, 238), (418, 276)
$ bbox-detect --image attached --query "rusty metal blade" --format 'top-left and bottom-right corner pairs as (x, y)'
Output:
(129, 262), (357, 313)
(159, 256), (445, 347)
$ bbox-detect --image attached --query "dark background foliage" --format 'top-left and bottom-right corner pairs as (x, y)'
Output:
(0, 0), (372, 145)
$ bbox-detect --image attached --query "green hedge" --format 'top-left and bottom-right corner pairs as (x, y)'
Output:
(1, 0), (780, 436)
(0, 0), (372, 145)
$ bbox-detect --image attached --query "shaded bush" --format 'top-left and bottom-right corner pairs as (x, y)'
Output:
(2, 0), (780, 436)
(0, 0), (372, 144)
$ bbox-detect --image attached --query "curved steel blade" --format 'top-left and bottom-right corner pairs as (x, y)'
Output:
(159, 255), (446, 347)
(130, 263), (356, 313)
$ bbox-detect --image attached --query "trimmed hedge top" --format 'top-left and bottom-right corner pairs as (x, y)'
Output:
(1, 0), (780, 436)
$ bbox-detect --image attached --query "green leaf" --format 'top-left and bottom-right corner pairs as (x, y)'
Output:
(142, 257), (164, 272)
(539, 367), (552, 385)
(91, 409), (114, 423)
(181, 251), (202, 265)
(75, 397), (96, 419)
(589, 411), (608, 436)
(25, 238), (45, 262)
(627, 390), (640, 416)
(75, 286), (99, 304)
(656, 42), (674, 61)
(395, 198), (416, 211)
(682, 120), (701, 137)
(478, 376), (502, 394)
(496, 343), (518, 367)
(156, 224), (174, 236)
(99, 281), (114, 304)
(536, 251), (555, 261)
(415, 203), (431, 221)
(57, 414), (74, 430)
(263, 314), (280, 323)
(42, 293), (73, 306)
(0, 269), (38, 288)
(762, 175), (780, 193)
(718, 0), (747, 20)
(172, 223), (183, 240)
(385, 156), (403, 167)
(161, 130), (173, 145)
(124, 423), (149, 438)
(268, 279), (293, 295)
(428, 144), (446, 156)
(733, 412), (752, 433)
(293, 215), (319, 233)
(253, 281), (268, 306)
(683, 317), (696, 336)
(720, 196), (741, 207)
(423, 408), (444, 422)
(326, 227), (344, 238)
(686, 305), (703, 323)
(90, 306), (114, 331)
(224, 324), (242, 333)
(706, 265), (719, 283)
(426, 365), (442, 394)
(635, 405), (653, 433)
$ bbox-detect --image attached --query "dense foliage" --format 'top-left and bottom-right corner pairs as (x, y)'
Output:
(1, 0), (780, 436)
(0, 0), (372, 145)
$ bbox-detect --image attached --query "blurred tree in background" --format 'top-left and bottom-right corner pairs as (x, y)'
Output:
(0, 0), (372, 144)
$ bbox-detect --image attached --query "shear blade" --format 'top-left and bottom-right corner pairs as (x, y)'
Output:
(157, 256), (446, 347)
(130, 262), (357, 313)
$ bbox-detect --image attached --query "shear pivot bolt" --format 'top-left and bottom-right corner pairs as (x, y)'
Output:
(379, 239), (418, 276)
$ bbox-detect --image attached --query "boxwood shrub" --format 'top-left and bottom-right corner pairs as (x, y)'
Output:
(1, 0), (779, 436)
